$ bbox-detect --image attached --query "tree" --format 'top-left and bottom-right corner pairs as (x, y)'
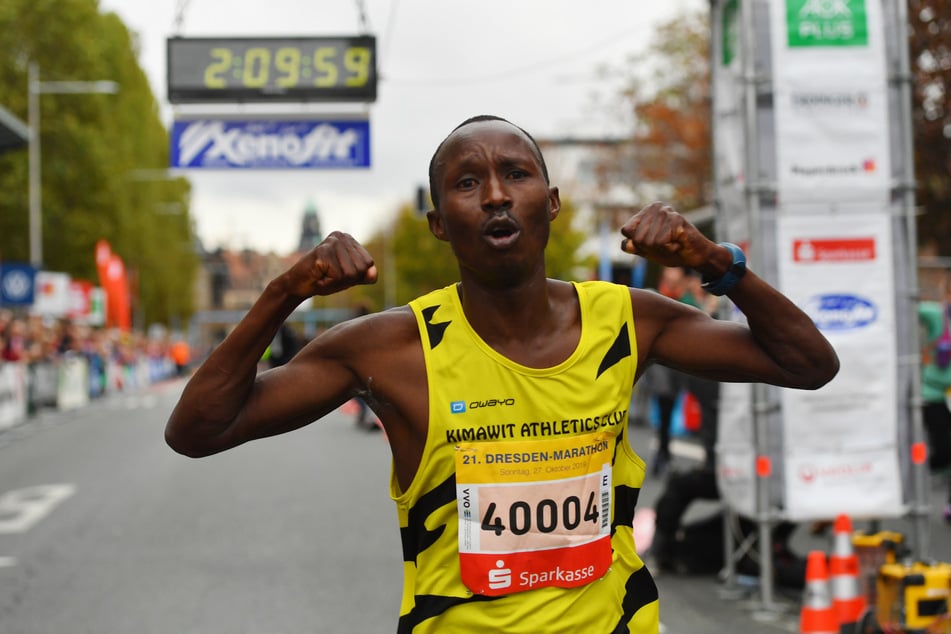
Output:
(586, 9), (712, 290)
(909, 0), (951, 255)
(545, 197), (597, 282)
(596, 10), (713, 213)
(598, 2), (951, 262)
(0, 0), (197, 327)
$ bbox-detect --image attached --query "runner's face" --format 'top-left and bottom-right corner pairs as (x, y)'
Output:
(429, 121), (560, 285)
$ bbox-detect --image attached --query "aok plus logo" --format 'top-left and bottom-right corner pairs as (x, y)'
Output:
(787, 0), (869, 47)
(488, 560), (512, 590)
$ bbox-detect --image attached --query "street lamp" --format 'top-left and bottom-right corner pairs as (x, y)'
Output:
(28, 61), (118, 266)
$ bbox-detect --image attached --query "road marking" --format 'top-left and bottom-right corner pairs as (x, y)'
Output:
(0, 484), (77, 534)
(0, 556), (17, 567)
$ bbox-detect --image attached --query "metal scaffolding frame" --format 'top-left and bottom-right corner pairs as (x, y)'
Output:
(707, 0), (928, 617)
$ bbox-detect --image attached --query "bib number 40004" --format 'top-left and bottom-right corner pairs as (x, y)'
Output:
(481, 492), (599, 536)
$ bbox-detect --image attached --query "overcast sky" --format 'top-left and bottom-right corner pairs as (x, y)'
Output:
(99, 0), (703, 253)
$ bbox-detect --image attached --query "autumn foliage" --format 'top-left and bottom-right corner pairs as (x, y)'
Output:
(909, 0), (951, 255)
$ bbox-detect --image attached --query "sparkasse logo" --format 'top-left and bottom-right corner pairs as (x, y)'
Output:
(793, 238), (875, 263)
(488, 560), (512, 590)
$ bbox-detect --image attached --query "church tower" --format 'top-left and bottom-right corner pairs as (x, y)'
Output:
(297, 201), (323, 253)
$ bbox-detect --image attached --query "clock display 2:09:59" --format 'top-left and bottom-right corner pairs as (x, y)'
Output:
(202, 45), (373, 89)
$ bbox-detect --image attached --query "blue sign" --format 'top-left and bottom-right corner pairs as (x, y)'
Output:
(804, 293), (878, 331)
(170, 119), (371, 169)
(0, 262), (37, 306)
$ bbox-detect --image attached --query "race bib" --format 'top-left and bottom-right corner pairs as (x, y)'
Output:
(454, 433), (613, 596)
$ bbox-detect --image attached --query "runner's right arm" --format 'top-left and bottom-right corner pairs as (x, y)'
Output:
(165, 232), (377, 458)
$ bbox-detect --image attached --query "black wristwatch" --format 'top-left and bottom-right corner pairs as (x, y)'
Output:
(701, 243), (746, 296)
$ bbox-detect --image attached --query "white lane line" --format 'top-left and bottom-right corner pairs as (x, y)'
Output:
(0, 484), (77, 534)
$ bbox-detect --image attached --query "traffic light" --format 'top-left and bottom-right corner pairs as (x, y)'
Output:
(416, 186), (430, 216)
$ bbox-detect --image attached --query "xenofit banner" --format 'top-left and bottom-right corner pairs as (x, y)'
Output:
(170, 118), (371, 169)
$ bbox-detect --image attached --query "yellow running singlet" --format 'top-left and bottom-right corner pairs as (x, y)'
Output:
(394, 280), (659, 633)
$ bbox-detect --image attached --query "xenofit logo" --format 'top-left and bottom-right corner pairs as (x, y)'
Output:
(171, 119), (370, 168)
(804, 294), (877, 330)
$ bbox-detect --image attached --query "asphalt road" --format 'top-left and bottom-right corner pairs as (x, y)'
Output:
(0, 380), (400, 634)
(0, 378), (948, 633)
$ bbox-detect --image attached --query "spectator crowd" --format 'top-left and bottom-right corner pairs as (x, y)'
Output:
(0, 308), (189, 421)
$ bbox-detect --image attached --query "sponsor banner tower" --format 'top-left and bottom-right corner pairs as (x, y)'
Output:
(709, 0), (926, 606)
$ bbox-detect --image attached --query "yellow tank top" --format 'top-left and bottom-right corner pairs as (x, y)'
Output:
(393, 281), (659, 633)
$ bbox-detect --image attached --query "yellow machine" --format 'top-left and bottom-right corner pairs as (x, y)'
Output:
(849, 531), (949, 633)
(854, 530), (905, 609)
(873, 561), (951, 633)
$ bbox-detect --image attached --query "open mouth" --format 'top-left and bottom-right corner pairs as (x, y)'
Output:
(484, 217), (520, 248)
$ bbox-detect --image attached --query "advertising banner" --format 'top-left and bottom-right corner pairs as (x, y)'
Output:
(105, 255), (131, 332)
(784, 448), (903, 519)
(711, 0), (748, 236)
(770, 0), (890, 206)
(67, 280), (91, 322)
(87, 287), (106, 327)
(713, 0), (744, 187)
(170, 118), (371, 169)
(32, 271), (72, 318)
(715, 385), (757, 517)
(0, 363), (27, 431)
(94, 240), (131, 331)
(716, 299), (757, 516)
(709, 0), (908, 529)
(56, 356), (89, 411)
(777, 213), (902, 518)
(0, 262), (36, 306)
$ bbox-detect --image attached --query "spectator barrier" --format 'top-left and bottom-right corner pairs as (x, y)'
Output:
(0, 354), (177, 431)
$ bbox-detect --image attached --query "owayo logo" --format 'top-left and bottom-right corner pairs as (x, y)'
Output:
(804, 294), (877, 330)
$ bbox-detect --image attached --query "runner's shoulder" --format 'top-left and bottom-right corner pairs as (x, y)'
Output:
(320, 305), (420, 351)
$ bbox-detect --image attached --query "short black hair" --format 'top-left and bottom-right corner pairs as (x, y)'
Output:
(427, 115), (550, 209)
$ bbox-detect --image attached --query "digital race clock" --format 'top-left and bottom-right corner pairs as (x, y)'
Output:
(166, 36), (377, 103)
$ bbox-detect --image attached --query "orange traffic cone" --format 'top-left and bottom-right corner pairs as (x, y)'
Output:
(829, 514), (866, 634)
(801, 550), (838, 634)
